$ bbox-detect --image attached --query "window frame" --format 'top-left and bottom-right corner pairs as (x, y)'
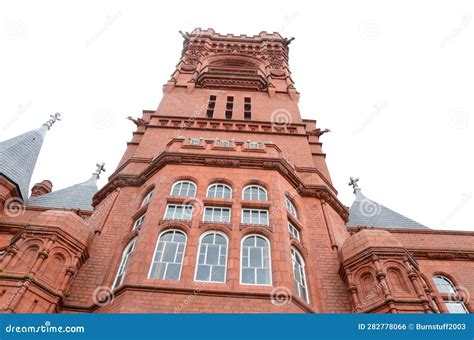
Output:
(170, 180), (197, 197)
(203, 206), (231, 223)
(148, 229), (187, 281)
(241, 208), (269, 225)
(242, 185), (268, 201)
(141, 190), (154, 207)
(194, 231), (229, 283)
(164, 204), (194, 221)
(288, 222), (300, 242)
(132, 214), (146, 230)
(240, 234), (272, 286)
(291, 247), (309, 303)
(285, 196), (298, 219)
(112, 238), (137, 289)
(206, 183), (232, 199)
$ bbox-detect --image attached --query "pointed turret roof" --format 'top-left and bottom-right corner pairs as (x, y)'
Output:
(347, 178), (427, 229)
(27, 162), (105, 212)
(0, 114), (61, 199)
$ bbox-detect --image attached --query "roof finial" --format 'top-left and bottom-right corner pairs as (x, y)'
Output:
(93, 162), (106, 179)
(43, 113), (61, 130)
(348, 177), (360, 194)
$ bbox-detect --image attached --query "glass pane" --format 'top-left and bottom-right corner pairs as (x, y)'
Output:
(196, 265), (210, 281)
(215, 234), (226, 245)
(163, 243), (178, 262)
(243, 236), (254, 247)
(165, 263), (180, 280)
(206, 246), (219, 265)
(250, 248), (262, 267)
(211, 266), (225, 282)
(155, 262), (167, 279)
(257, 269), (270, 284)
(256, 236), (266, 247)
(174, 232), (186, 243)
(242, 268), (254, 284)
(161, 232), (173, 242)
(445, 302), (468, 314)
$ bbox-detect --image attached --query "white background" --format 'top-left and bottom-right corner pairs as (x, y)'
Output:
(1, 0), (472, 231)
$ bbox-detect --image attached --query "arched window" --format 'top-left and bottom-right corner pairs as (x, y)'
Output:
(432, 275), (469, 313)
(149, 230), (187, 281)
(141, 189), (154, 207)
(285, 196), (297, 219)
(291, 248), (309, 302)
(240, 235), (271, 285)
(207, 183), (232, 199)
(112, 239), (137, 289)
(242, 185), (267, 201)
(433, 275), (456, 294)
(171, 180), (197, 197)
(195, 232), (228, 282)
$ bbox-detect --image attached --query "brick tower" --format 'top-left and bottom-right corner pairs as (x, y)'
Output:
(61, 28), (353, 313)
(1, 29), (472, 314)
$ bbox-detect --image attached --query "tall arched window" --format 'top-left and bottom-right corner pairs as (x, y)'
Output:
(433, 275), (469, 313)
(207, 183), (232, 199)
(149, 230), (187, 281)
(171, 180), (197, 197)
(284, 196), (298, 219)
(141, 189), (154, 207)
(195, 232), (228, 282)
(242, 185), (267, 201)
(240, 235), (271, 285)
(433, 275), (456, 294)
(291, 248), (309, 302)
(112, 239), (137, 289)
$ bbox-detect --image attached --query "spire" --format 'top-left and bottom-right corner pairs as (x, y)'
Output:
(347, 177), (426, 229)
(27, 162), (104, 211)
(0, 113), (61, 199)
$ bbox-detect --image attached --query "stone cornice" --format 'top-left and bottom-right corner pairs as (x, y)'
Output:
(60, 284), (315, 313)
(94, 152), (349, 222)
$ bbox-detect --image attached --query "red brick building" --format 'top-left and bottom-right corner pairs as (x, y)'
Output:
(0, 28), (472, 314)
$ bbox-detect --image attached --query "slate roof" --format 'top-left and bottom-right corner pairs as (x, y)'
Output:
(27, 175), (98, 211)
(0, 126), (47, 199)
(348, 188), (427, 229)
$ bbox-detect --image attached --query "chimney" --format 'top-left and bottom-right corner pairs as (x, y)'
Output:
(30, 180), (53, 198)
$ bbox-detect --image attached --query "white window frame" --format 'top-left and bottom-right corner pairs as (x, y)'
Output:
(170, 180), (197, 197)
(203, 206), (231, 223)
(164, 204), (194, 221)
(288, 222), (300, 242)
(112, 238), (137, 289)
(242, 185), (268, 201)
(240, 234), (272, 286)
(194, 231), (229, 283)
(285, 196), (298, 219)
(218, 139), (231, 148)
(248, 141), (261, 149)
(445, 301), (469, 314)
(141, 190), (154, 207)
(291, 247), (309, 303)
(132, 214), (146, 230)
(189, 137), (202, 145)
(433, 275), (456, 294)
(241, 209), (269, 225)
(206, 183), (232, 199)
(148, 229), (187, 281)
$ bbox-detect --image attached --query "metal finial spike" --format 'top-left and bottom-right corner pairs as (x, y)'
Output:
(348, 177), (360, 194)
(43, 112), (62, 130)
(93, 162), (106, 179)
